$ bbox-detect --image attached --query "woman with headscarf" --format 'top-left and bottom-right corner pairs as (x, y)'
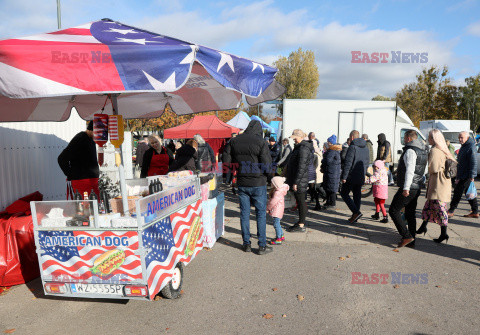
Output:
(416, 129), (455, 244)
(140, 135), (174, 178)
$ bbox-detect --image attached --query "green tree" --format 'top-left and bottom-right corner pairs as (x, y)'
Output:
(459, 74), (480, 132)
(273, 47), (319, 115)
(371, 95), (395, 101)
(395, 65), (459, 126)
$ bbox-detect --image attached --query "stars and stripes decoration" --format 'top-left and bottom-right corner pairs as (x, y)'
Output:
(144, 199), (203, 299)
(38, 230), (142, 282)
(0, 18), (284, 122)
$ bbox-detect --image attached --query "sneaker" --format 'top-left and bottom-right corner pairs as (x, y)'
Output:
(351, 212), (363, 223)
(258, 246), (273, 255)
(242, 244), (252, 252)
(269, 236), (285, 245)
(287, 224), (306, 232)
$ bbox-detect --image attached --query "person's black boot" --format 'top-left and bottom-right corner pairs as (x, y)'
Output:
(371, 212), (380, 220)
(380, 215), (389, 223)
(433, 226), (449, 244)
(416, 220), (428, 236)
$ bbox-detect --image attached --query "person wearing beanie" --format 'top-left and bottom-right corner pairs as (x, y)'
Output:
(267, 176), (290, 245)
(321, 135), (342, 208)
(58, 120), (99, 199)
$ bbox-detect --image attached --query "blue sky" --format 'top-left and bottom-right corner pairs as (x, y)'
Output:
(1, 0), (479, 102)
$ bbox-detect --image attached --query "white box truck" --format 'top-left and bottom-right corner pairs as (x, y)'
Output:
(282, 99), (425, 167)
(419, 120), (473, 151)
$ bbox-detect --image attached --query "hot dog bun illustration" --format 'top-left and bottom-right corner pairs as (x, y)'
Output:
(185, 216), (202, 256)
(90, 249), (125, 277)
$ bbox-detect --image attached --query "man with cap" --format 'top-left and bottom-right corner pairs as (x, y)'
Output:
(58, 121), (100, 199)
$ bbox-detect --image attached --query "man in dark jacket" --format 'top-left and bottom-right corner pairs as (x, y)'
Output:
(223, 120), (273, 255)
(377, 133), (393, 184)
(389, 130), (427, 248)
(340, 130), (370, 223)
(58, 121), (100, 199)
(285, 129), (314, 232)
(448, 132), (478, 218)
(268, 137), (281, 163)
(277, 138), (292, 168)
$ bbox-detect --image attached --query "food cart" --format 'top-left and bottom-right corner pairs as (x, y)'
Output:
(30, 174), (217, 300)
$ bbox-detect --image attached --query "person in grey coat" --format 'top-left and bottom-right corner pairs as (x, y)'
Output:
(277, 138), (292, 168)
(340, 130), (370, 223)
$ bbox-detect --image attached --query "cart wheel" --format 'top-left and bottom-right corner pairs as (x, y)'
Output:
(161, 263), (184, 299)
(361, 184), (373, 198)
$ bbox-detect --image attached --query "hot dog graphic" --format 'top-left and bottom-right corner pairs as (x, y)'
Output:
(185, 216), (202, 256)
(90, 249), (125, 277)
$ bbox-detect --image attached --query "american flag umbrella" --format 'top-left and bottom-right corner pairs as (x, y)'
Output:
(0, 18), (284, 122)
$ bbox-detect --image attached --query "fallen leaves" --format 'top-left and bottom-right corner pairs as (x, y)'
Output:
(180, 290), (185, 295)
(435, 285), (441, 288)
(297, 295), (305, 301)
(393, 284), (400, 289)
(339, 257), (346, 261)
(272, 288), (278, 292)
(3, 329), (15, 334)
(262, 314), (274, 319)
(346, 255), (351, 258)
(154, 295), (163, 301)
(393, 249), (400, 252)
(282, 314), (287, 318)
(0, 287), (10, 296)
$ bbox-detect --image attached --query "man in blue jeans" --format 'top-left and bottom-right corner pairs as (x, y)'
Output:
(223, 120), (273, 255)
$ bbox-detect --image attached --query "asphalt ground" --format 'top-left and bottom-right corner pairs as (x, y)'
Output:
(1, 183), (479, 335)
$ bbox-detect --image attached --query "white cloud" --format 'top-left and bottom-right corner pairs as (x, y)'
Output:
(466, 21), (480, 36)
(0, 0), (458, 100)
(139, 1), (454, 100)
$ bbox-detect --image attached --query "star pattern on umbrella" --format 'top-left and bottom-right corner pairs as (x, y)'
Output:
(252, 62), (265, 73)
(103, 28), (139, 35)
(114, 37), (163, 45)
(217, 52), (235, 73)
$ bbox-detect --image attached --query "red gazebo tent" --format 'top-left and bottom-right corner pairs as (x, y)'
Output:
(164, 115), (240, 155)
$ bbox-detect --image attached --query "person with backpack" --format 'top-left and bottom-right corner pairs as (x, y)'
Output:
(416, 130), (455, 244)
(194, 134), (216, 172)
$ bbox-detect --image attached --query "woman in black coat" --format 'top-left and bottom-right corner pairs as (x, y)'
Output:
(321, 143), (342, 207)
(285, 130), (314, 232)
(169, 139), (198, 172)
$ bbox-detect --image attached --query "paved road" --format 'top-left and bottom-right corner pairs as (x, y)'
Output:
(1, 184), (479, 334)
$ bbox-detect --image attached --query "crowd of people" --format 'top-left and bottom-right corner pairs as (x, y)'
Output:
(221, 120), (478, 254)
(67, 118), (477, 255)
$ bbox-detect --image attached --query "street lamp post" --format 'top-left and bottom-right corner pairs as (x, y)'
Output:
(57, 0), (61, 29)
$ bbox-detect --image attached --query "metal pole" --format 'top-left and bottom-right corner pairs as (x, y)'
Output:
(111, 95), (129, 215)
(56, 0), (61, 29)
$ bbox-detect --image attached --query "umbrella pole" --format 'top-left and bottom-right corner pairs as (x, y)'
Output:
(111, 95), (129, 216)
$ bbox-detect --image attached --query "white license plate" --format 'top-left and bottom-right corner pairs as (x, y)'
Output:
(70, 283), (123, 295)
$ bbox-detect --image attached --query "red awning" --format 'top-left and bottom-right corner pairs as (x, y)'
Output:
(164, 115), (240, 139)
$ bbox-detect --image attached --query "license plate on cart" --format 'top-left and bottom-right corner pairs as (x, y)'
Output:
(70, 283), (123, 296)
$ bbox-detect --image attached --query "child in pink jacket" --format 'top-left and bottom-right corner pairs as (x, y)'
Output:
(367, 160), (389, 223)
(267, 176), (290, 245)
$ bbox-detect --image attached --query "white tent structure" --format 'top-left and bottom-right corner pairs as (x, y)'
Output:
(226, 111), (251, 130)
